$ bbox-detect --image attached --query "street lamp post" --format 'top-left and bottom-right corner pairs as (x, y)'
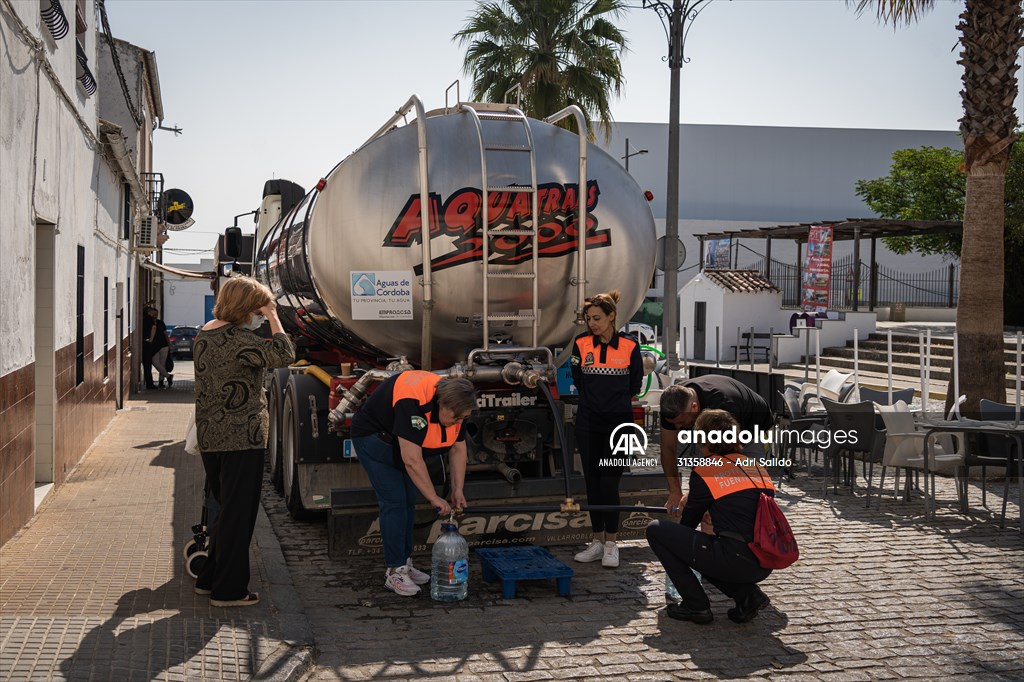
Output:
(641, 0), (714, 370)
(622, 137), (648, 172)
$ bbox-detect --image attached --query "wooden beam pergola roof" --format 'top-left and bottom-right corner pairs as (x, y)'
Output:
(695, 218), (962, 243)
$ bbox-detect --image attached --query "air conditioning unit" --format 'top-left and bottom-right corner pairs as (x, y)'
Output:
(137, 216), (158, 252)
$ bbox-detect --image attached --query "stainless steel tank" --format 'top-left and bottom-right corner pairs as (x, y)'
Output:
(257, 108), (656, 367)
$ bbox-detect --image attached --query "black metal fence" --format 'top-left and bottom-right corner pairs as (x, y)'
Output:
(746, 255), (958, 310)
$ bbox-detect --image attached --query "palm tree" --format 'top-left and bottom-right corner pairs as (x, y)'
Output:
(855, 0), (1023, 414)
(454, 0), (628, 139)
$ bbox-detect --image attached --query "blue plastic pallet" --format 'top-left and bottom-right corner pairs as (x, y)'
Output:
(475, 546), (574, 598)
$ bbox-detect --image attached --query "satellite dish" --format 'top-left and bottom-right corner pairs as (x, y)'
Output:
(162, 188), (194, 227)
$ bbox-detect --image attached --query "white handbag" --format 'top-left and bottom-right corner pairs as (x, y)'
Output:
(184, 408), (200, 455)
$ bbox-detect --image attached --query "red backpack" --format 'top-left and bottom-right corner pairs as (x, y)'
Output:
(728, 459), (800, 569)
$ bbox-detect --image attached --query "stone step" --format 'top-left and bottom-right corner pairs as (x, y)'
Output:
(866, 333), (1022, 352)
(824, 347), (1021, 371)
(795, 356), (1020, 389)
(853, 339), (1020, 360)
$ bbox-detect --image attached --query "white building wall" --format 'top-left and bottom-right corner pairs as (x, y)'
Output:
(599, 122), (964, 288)
(1, 0), (157, 545)
(163, 259), (216, 327)
(0, 1), (40, 375)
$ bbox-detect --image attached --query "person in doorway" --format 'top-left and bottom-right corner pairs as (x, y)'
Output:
(193, 276), (295, 607)
(658, 375), (775, 516)
(349, 371), (477, 596)
(144, 306), (173, 388)
(646, 409), (774, 625)
(570, 290), (644, 568)
(141, 306), (156, 389)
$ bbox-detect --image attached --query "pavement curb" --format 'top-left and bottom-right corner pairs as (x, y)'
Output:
(253, 503), (316, 681)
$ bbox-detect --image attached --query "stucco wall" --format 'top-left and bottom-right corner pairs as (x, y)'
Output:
(0, 3), (40, 375)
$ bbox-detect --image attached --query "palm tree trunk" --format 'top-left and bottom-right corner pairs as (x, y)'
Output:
(951, 0), (1022, 416)
(955, 167), (1007, 414)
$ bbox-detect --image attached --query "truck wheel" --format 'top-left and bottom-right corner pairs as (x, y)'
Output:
(282, 373), (324, 521)
(267, 368), (290, 495)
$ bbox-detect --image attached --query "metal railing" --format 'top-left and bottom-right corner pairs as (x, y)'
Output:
(746, 255), (959, 310)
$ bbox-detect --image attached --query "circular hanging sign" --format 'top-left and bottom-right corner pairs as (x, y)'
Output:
(655, 235), (686, 272)
(162, 188), (194, 228)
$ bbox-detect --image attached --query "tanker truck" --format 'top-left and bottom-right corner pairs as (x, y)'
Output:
(235, 95), (663, 556)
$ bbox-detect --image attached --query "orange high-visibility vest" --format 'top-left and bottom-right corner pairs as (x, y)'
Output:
(693, 456), (775, 500)
(392, 371), (460, 450)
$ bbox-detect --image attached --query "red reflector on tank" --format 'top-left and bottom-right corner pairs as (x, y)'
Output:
(316, 178), (327, 191)
(644, 190), (654, 202)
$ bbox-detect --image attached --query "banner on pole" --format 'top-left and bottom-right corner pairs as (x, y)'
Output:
(704, 238), (732, 270)
(801, 225), (833, 313)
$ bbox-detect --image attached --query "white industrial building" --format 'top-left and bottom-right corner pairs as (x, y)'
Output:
(594, 121), (961, 294)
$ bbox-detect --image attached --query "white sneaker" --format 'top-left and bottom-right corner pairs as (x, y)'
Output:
(384, 565), (421, 596)
(574, 540), (604, 563)
(602, 542), (620, 568)
(405, 558), (430, 585)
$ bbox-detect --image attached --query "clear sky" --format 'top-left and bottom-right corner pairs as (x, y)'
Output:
(105, 0), (997, 263)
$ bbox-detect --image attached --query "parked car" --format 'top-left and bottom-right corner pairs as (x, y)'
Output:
(169, 325), (201, 359)
(621, 322), (655, 345)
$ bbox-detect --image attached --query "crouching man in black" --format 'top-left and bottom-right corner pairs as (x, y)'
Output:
(646, 409), (774, 625)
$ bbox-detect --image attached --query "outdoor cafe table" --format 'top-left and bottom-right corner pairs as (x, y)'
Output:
(920, 419), (1024, 532)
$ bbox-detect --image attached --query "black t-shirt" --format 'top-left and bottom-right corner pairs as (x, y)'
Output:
(660, 375), (774, 432)
(151, 319), (169, 351)
(350, 372), (466, 459)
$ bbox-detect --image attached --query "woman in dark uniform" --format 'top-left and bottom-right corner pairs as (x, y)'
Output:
(570, 290), (643, 569)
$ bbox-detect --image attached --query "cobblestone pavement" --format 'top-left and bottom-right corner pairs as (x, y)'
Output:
(265, 452), (1023, 681)
(0, 385), (311, 682)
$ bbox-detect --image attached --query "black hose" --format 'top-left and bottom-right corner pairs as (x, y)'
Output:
(538, 382), (573, 500)
(457, 504), (670, 515)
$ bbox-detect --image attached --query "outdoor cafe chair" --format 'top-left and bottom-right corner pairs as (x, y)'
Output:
(800, 369), (856, 414)
(876, 401), (964, 510)
(968, 399), (1023, 528)
(821, 397), (886, 505)
(778, 388), (829, 472)
(858, 386), (915, 407)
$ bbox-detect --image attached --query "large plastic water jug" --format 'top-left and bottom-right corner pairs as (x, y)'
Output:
(430, 522), (469, 602)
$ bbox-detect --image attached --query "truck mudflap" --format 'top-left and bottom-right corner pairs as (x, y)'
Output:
(327, 471), (668, 559)
(296, 461), (370, 512)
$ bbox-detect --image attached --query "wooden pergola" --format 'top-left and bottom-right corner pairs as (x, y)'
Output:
(695, 218), (963, 311)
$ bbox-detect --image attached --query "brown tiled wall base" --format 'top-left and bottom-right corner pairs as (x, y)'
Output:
(1, 334), (126, 546)
(0, 364), (35, 546)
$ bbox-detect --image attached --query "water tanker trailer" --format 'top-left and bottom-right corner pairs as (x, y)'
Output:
(234, 95), (662, 556)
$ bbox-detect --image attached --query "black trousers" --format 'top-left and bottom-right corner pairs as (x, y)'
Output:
(197, 449), (265, 601)
(142, 347), (155, 388)
(577, 427), (624, 534)
(646, 519), (771, 611)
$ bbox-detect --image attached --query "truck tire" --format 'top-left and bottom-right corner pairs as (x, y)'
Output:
(266, 368), (291, 495)
(282, 372), (327, 520)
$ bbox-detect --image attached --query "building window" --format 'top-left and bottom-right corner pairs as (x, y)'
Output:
(121, 182), (132, 240)
(76, 246), (85, 386)
(103, 276), (109, 379)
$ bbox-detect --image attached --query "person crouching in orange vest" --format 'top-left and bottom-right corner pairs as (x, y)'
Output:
(350, 371), (478, 597)
(646, 409), (774, 624)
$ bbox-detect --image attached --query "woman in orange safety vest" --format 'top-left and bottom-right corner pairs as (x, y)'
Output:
(646, 409), (774, 625)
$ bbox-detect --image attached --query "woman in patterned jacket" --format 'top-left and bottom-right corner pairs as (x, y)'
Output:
(193, 276), (294, 607)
